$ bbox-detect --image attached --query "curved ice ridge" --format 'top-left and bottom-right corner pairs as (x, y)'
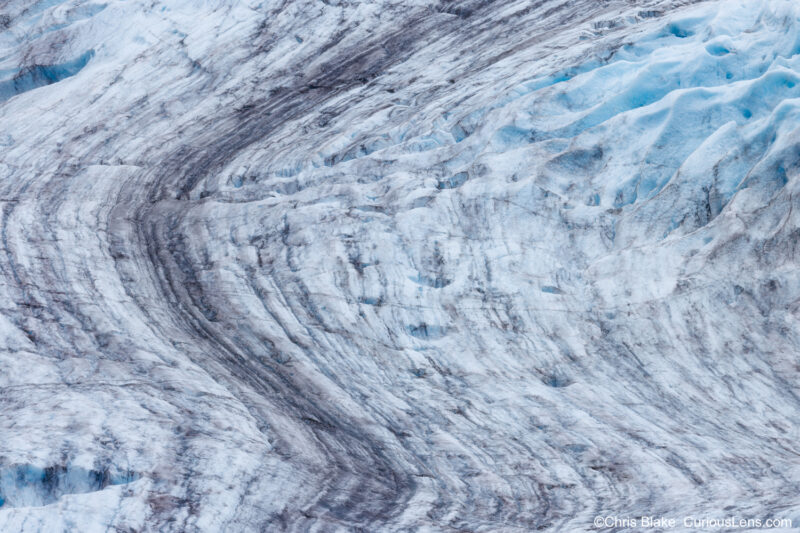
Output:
(1, 0), (800, 531)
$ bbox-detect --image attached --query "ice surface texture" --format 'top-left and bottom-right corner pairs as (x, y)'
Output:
(1, 0), (800, 531)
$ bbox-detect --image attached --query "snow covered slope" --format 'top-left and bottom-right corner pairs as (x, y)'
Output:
(1, 0), (800, 530)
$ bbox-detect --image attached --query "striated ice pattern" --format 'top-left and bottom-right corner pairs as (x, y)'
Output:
(1, 0), (800, 531)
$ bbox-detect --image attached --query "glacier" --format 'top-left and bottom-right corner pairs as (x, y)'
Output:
(1, 0), (800, 531)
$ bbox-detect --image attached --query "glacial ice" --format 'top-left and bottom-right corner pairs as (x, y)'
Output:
(0, 464), (139, 509)
(0, 50), (93, 102)
(1, 0), (800, 531)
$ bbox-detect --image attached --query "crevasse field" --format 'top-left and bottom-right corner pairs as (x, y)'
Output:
(1, 0), (799, 531)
